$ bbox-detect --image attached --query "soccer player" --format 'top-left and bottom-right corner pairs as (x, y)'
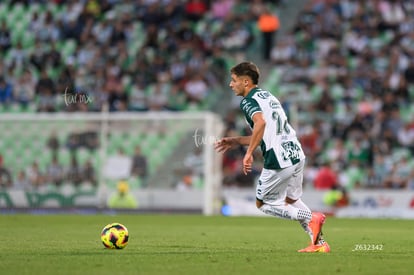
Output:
(215, 61), (330, 252)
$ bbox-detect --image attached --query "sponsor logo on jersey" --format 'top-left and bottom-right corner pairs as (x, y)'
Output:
(256, 91), (270, 99)
(281, 141), (301, 161)
(269, 100), (281, 109)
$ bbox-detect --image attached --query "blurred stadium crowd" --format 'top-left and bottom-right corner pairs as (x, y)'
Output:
(0, 0), (278, 190)
(223, 0), (414, 191)
(0, 0), (277, 113)
(0, 0), (413, 192)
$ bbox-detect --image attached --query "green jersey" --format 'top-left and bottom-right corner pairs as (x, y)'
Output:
(240, 87), (305, 169)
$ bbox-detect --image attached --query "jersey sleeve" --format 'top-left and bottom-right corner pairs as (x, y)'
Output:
(240, 98), (262, 119)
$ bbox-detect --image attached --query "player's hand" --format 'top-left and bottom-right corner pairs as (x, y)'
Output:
(243, 153), (253, 175)
(214, 137), (237, 153)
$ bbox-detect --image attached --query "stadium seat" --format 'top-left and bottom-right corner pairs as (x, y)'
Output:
(56, 149), (69, 167)
(146, 134), (161, 148)
(408, 85), (414, 100)
(148, 153), (162, 175)
(38, 152), (52, 171)
(27, 2), (41, 14)
(61, 39), (77, 60)
(22, 32), (35, 49)
(264, 68), (282, 95)
(11, 3), (25, 19)
(128, 176), (142, 189)
(108, 133), (125, 154)
(0, 4), (8, 21)
(77, 148), (91, 165)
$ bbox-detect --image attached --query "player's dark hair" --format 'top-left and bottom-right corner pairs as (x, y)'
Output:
(230, 62), (260, 84)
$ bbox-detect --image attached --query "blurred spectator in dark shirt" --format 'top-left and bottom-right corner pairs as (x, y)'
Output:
(67, 155), (82, 186)
(0, 20), (11, 53)
(131, 146), (148, 182)
(82, 159), (97, 187)
(36, 69), (57, 112)
(0, 155), (12, 188)
(110, 20), (127, 46)
(47, 131), (60, 160)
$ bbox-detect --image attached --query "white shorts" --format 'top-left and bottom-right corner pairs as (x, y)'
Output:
(256, 159), (305, 206)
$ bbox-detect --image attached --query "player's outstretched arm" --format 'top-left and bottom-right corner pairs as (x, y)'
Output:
(214, 136), (251, 153)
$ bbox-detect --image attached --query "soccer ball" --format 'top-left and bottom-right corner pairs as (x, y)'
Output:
(101, 223), (129, 249)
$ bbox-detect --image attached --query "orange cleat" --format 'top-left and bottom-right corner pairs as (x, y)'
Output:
(309, 212), (326, 245)
(298, 242), (330, 253)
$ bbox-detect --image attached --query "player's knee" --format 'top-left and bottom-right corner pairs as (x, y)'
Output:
(285, 197), (297, 204)
(256, 199), (264, 209)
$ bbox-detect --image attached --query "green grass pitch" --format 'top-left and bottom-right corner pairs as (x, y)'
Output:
(0, 214), (413, 275)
